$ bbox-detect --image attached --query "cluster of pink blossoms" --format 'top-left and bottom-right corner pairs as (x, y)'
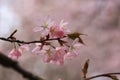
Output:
(8, 19), (83, 65)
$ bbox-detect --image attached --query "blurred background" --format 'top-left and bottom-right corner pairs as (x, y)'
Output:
(0, 0), (120, 80)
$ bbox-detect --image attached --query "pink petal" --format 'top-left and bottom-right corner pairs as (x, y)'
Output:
(64, 52), (77, 60)
(60, 20), (68, 27)
(18, 44), (30, 53)
(8, 49), (21, 60)
(33, 27), (43, 32)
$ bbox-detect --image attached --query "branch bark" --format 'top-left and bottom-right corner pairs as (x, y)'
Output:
(0, 52), (44, 80)
(86, 72), (120, 80)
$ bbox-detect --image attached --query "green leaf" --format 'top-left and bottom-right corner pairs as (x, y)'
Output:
(67, 32), (80, 40)
(82, 59), (90, 78)
(67, 32), (85, 44)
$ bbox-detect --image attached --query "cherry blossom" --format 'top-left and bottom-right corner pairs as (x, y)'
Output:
(49, 20), (69, 38)
(32, 43), (42, 55)
(18, 44), (30, 53)
(33, 18), (54, 36)
(49, 25), (65, 38)
(32, 43), (50, 54)
(32, 42), (67, 65)
(39, 45), (54, 63)
(51, 47), (66, 65)
(8, 49), (21, 60)
(65, 39), (82, 59)
(5, 18), (84, 65)
(59, 20), (70, 34)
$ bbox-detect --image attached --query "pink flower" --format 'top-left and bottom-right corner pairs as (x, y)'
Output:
(65, 39), (81, 59)
(33, 18), (54, 36)
(39, 45), (54, 63)
(18, 44), (30, 53)
(32, 43), (50, 55)
(32, 44), (67, 65)
(8, 49), (21, 60)
(59, 20), (70, 34)
(43, 54), (53, 63)
(51, 47), (66, 65)
(49, 20), (69, 38)
(49, 25), (65, 38)
(59, 20), (68, 27)
(32, 43), (54, 63)
(64, 52), (77, 59)
(33, 26), (49, 36)
(32, 43), (41, 55)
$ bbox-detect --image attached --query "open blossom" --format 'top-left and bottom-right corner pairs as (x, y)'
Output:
(32, 43), (41, 54)
(8, 49), (21, 60)
(59, 20), (70, 34)
(34, 18), (69, 38)
(49, 20), (69, 38)
(33, 18), (54, 36)
(49, 25), (65, 38)
(41, 46), (66, 65)
(18, 44), (30, 53)
(32, 43), (54, 63)
(32, 43), (67, 65)
(33, 44), (55, 63)
(33, 26), (49, 36)
(65, 39), (82, 59)
(32, 43), (50, 55)
(51, 47), (66, 65)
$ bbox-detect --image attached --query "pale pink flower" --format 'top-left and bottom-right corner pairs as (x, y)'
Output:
(18, 44), (30, 53)
(32, 43), (41, 55)
(64, 52), (77, 59)
(33, 26), (49, 36)
(33, 47), (53, 63)
(32, 43), (50, 55)
(49, 25), (65, 38)
(59, 20), (71, 34)
(43, 54), (53, 63)
(49, 20), (70, 38)
(32, 44), (67, 65)
(8, 49), (21, 60)
(65, 39), (81, 59)
(51, 47), (66, 65)
(32, 43), (44, 55)
(40, 45), (54, 63)
(59, 20), (68, 27)
(33, 18), (54, 36)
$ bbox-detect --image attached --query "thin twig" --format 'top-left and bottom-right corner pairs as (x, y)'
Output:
(0, 53), (44, 80)
(0, 36), (66, 44)
(86, 73), (120, 80)
(7, 29), (17, 39)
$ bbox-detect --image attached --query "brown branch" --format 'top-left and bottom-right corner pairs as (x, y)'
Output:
(7, 29), (17, 39)
(0, 52), (44, 80)
(86, 72), (120, 80)
(0, 36), (66, 44)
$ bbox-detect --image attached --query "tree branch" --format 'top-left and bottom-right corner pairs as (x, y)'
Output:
(0, 52), (44, 80)
(0, 36), (66, 44)
(86, 72), (120, 80)
(7, 29), (17, 39)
